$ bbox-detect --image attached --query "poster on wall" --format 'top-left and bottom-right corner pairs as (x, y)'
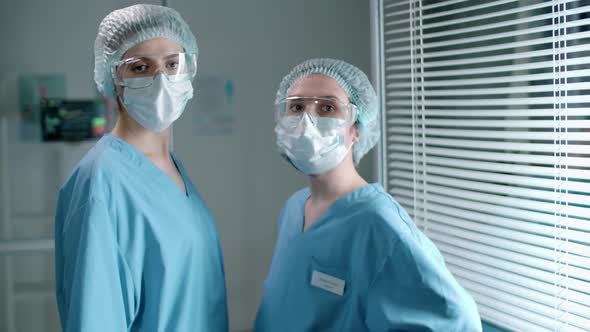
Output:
(192, 75), (235, 136)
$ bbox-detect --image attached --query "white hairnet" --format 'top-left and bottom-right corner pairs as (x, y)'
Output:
(94, 4), (198, 96)
(276, 58), (380, 164)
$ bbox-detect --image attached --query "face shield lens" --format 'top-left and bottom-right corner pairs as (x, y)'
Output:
(113, 52), (197, 89)
(274, 97), (355, 128)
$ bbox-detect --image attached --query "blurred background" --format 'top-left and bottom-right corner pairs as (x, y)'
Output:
(0, 0), (373, 331)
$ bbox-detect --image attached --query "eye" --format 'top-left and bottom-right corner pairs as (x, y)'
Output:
(288, 103), (305, 112)
(167, 60), (180, 69)
(321, 104), (337, 113)
(131, 63), (149, 73)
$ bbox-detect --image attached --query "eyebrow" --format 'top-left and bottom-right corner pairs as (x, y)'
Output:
(121, 55), (155, 63)
(318, 95), (341, 100)
(123, 52), (182, 61)
(287, 95), (351, 105)
(287, 95), (344, 100)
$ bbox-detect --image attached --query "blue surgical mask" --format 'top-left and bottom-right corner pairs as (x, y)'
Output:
(121, 74), (193, 132)
(275, 113), (353, 175)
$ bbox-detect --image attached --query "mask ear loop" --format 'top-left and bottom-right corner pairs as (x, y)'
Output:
(349, 104), (360, 146)
(111, 62), (128, 109)
(112, 65), (126, 111)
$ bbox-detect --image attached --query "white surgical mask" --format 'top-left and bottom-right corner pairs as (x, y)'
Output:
(121, 74), (193, 132)
(276, 113), (353, 175)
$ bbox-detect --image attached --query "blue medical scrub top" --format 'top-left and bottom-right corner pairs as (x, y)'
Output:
(55, 134), (228, 332)
(255, 184), (481, 331)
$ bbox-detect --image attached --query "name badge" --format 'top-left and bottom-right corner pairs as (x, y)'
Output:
(311, 270), (346, 296)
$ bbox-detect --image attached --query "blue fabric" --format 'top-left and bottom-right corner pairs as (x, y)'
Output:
(255, 184), (482, 331)
(483, 321), (509, 332)
(55, 134), (228, 332)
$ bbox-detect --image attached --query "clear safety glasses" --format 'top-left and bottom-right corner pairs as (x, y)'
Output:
(275, 96), (357, 126)
(112, 52), (197, 89)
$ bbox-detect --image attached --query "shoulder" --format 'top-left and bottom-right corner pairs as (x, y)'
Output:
(285, 187), (311, 207)
(280, 187), (310, 217)
(58, 136), (128, 212)
(364, 190), (450, 284)
(366, 193), (443, 269)
(355, 185), (452, 275)
(359, 186), (422, 249)
(275, 187), (309, 230)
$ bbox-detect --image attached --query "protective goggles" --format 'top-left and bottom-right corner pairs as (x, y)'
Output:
(275, 96), (357, 125)
(112, 52), (197, 89)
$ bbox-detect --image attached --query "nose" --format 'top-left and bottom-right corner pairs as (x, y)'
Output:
(300, 112), (316, 126)
(306, 100), (323, 117)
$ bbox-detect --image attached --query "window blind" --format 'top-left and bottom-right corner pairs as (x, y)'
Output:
(376, 0), (590, 331)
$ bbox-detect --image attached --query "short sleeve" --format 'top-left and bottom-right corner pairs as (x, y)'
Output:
(55, 197), (136, 332)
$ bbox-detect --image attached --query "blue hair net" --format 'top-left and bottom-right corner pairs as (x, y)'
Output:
(94, 4), (198, 96)
(276, 58), (380, 164)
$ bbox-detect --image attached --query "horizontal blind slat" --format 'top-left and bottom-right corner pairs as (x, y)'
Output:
(390, 187), (590, 234)
(389, 166), (590, 196)
(387, 144), (589, 167)
(472, 291), (560, 331)
(387, 17), (590, 51)
(410, 1), (555, 31)
(387, 69), (590, 88)
(391, 177), (590, 219)
(387, 127), (590, 141)
(392, 191), (590, 251)
(385, 31), (590, 58)
(464, 280), (590, 330)
(385, 108), (590, 117)
(389, 164), (590, 204)
(386, 119), (590, 129)
(388, 135), (590, 155)
(426, 223), (590, 282)
(386, 51), (590, 78)
(443, 253), (590, 307)
(391, 187), (590, 240)
(436, 242), (590, 295)
(448, 263), (590, 320)
(386, 83), (590, 96)
(477, 302), (551, 332)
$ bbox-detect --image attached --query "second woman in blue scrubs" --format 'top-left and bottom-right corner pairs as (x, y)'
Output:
(255, 58), (482, 331)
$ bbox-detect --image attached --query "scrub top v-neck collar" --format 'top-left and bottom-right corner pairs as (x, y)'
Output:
(104, 134), (191, 198)
(299, 183), (383, 234)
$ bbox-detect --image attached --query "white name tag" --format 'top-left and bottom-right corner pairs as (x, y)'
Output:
(311, 270), (346, 296)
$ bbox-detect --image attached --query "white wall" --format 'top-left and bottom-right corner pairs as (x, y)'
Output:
(0, 1), (372, 331)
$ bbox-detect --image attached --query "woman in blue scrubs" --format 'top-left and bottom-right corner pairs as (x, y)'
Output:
(54, 5), (227, 331)
(255, 58), (482, 331)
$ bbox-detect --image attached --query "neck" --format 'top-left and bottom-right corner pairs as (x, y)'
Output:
(307, 156), (367, 203)
(111, 110), (171, 160)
